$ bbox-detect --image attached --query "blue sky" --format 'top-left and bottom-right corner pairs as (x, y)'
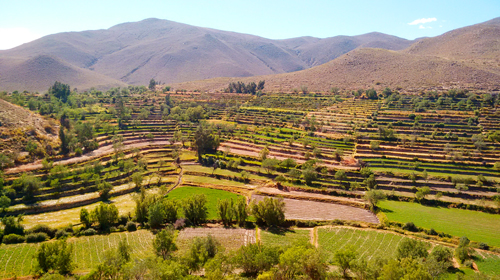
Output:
(0, 0), (499, 50)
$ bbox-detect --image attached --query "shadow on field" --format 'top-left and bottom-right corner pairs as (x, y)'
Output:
(266, 227), (296, 236)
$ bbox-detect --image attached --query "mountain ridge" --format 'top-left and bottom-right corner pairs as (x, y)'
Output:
(0, 18), (414, 91)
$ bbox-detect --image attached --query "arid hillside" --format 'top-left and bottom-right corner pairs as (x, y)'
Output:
(0, 98), (59, 165)
(171, 17), (500, 93)
(0, 18), (412, 92)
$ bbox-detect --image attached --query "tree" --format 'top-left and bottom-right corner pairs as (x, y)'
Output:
(149, 78), (157, 91)
(80, 208), (92, 228)
(234, 197), (248, 227)
(277, 244), (327, 280)
(12, 173), (41, 202)
(415, 186), (431, 201)
(364, 189), (386, 208)
(91, 203), (119, 231)
(36, 239), (73, 274)
(0, 195), (11, 210)
(217, 198), (234, 227)
(250, 197), (285, 227)
(257, 80), (265, 90)
(280, 158), (297, 169)
(98, 181), (113, 201)
(182, 194), (207, 226)
(396, 238), (428, 260)
(164, 199), (179, 224)
(148, 201), (166, 228)
(365, 88), (378, 100)
(49, 81), (71, 103)
(370, 140), (380, 150)
(259, 146), (270, 161)
(59, 126), (69, 155)
(363, 174), (377, 189)
(74, 122), (98, 152)
(2, 215), (24, 235)
(261, 158), (279, 174)
(334, 245), (357, 278)
(132, 172), (143, 188)
(302, 167), (317, 185)
(153, 228), (178, 260)
(335, 170), (348, 186)
(455, 236), (473, 264)
(192, 122), (219, 161)
(233, 243), (281, 276)
(182, 235), (220, 272)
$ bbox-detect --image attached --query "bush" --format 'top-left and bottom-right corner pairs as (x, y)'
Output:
(3, 234), (25, 244)
(117, 225), (126, 232)
(479, 243), (490, 250)
(26, 232), (49, 243)
(81, 228), (97, 236)
(250, 197), (285, 227)
(55, 230), (70, 239)
(126, 221), (137, 232)
(27, 224), (57, 238)
(402, 222), (419, 232)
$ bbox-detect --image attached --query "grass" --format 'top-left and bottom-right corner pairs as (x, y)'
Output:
(379, 200), (500, 247)
(260, 228), (311, 247)
(22, 189), (161, 229)
(0, 230), (154, 278)
(182, 175), (247, 187)
(318, 227), (410, 261)
(165, 186), (243, 220)
(475, 253), (500, 276)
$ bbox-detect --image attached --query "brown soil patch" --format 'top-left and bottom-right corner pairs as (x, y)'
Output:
(177, 227), (256, 250)
(251, 194), (379, 223)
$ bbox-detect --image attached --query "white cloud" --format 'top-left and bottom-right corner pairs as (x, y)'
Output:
(419, 25), (426, 29)
(0, 28), (43, 50)
(408, 18), (437, 25)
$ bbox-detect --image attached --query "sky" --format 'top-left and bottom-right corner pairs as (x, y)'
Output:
(0, 0), (499, 50)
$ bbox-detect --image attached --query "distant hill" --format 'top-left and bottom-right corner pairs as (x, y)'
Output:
(172, 17), (500, 93)
(0, 18), (413, 92)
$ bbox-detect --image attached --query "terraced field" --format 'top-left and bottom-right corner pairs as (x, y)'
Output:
(0, 230), (154, 278)
(380, 200), (500, 247)
(318, 227), (414, 261)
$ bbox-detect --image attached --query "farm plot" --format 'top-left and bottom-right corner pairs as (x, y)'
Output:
(379, 200), (500, 247)
(475, 252), (500, 276)
(69, 230), (154, 271)
(166, 186), (244, 220)
(0, 230), (154, 278)
(318, 227), (410, 261)
(251, 195), (378, 223)
(176, 227), (255, 251)
(260, 228), (311, 247)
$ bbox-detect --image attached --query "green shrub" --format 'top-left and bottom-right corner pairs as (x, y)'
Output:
(81, 228), (97, 236)
(3, 234), (25, 244)
(126, 221), (137, 231)
(27, 224), (57, 238)
(55, 230), (70, 239)
(26, 232), (49, 243)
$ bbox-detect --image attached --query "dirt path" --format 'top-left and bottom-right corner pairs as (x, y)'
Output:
(6, 140), (174, 174)
(166, 165), (183, 194)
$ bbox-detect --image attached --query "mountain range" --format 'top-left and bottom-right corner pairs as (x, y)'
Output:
(0, 17), (499, 92)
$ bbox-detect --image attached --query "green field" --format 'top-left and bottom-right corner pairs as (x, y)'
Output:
(475, 253), (500, 276)
(166, 186), (243, 219)
(379, 200), (500, 247)
(318, 227), (411, 261)
(0, 230), (154, 278)
(260, 228), (311, 247)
